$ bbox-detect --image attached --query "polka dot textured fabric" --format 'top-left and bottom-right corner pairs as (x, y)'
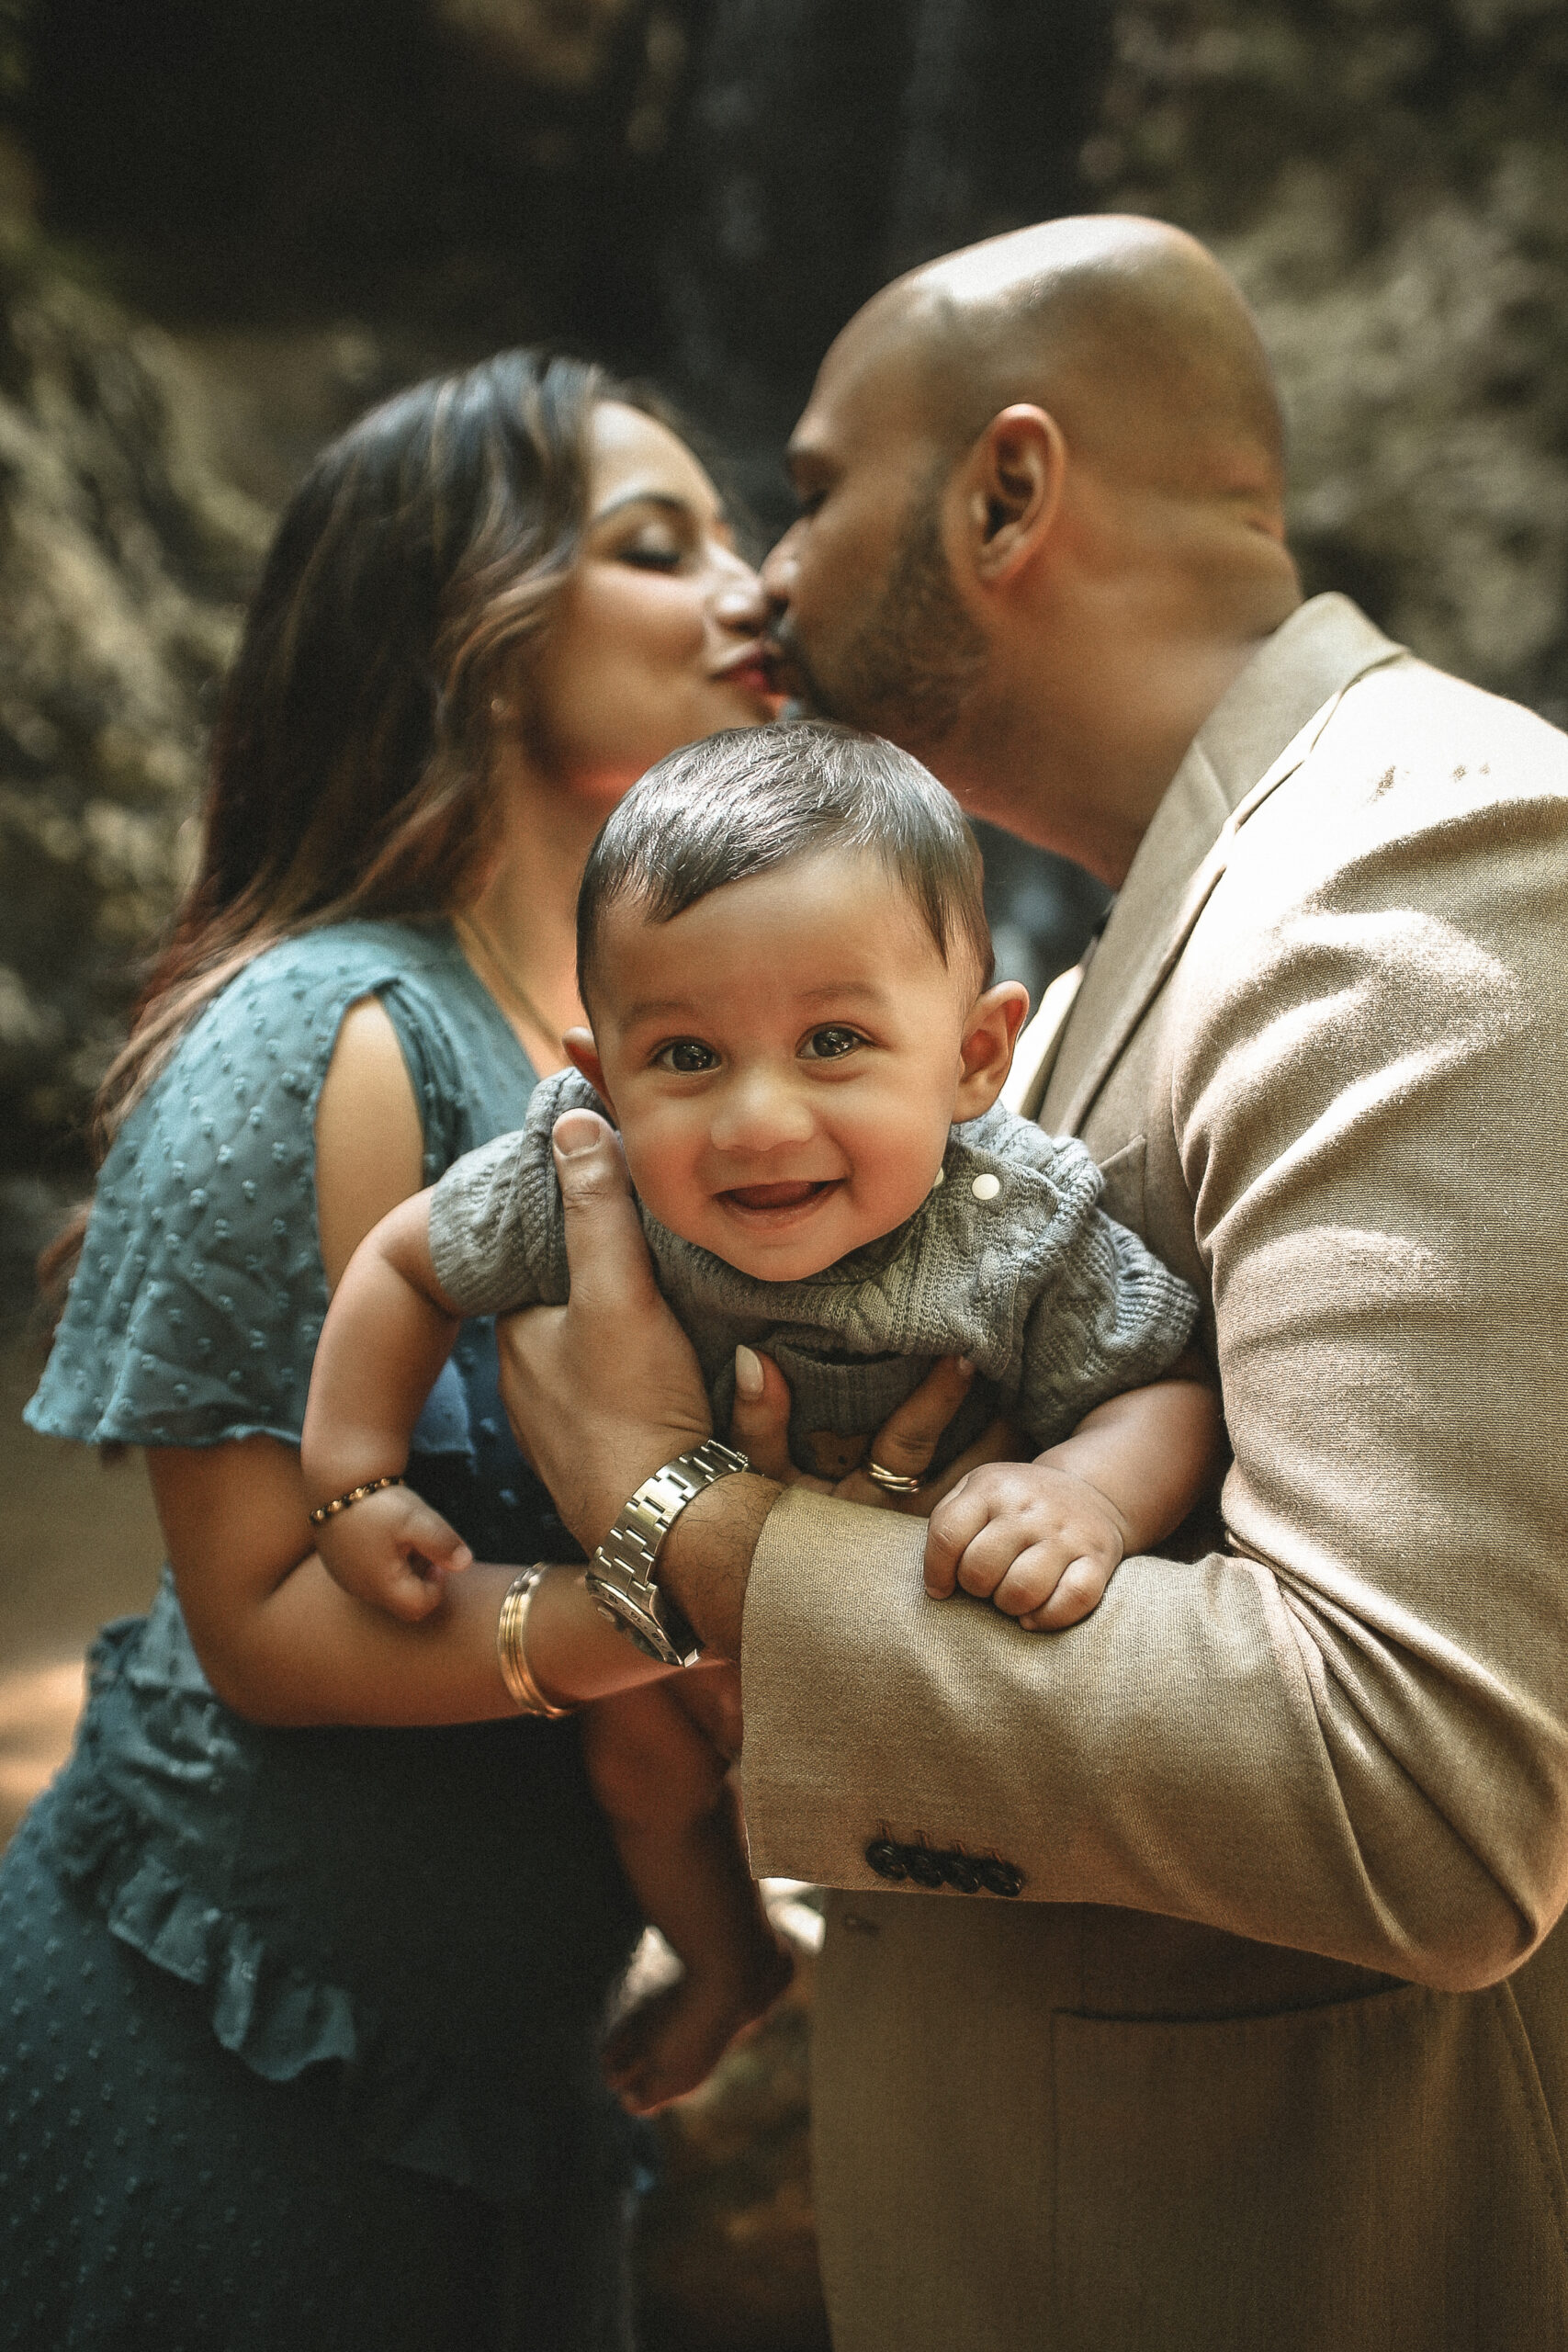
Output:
(32, 921), (511, 1452)
(6, 920), (644, 2348)
(0, 1804), (636, 2351)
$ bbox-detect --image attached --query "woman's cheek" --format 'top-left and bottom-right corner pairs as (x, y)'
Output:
(599, 572), (707, 666)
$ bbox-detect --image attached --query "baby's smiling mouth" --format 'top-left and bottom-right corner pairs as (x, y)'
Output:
(719, 1179), (840, 1215)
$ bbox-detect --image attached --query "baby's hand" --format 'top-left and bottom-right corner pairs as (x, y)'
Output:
(312, 1485), (473, 1624)
(923, 1461), (1129, 1631)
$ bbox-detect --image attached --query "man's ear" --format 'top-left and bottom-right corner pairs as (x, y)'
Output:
(956, 405), (1066, 587)
(563, 1027), (615, 1117)
(953, 981), (1031, 1120)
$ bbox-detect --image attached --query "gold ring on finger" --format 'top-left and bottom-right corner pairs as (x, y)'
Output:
(865, 1461), (924, 1495)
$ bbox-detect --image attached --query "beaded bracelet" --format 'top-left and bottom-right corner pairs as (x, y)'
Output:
(307, 1474), (404, 1529)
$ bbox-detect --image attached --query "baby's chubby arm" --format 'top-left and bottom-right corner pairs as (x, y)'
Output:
(301, 1192), (475, 1623)
(922, 1354), (1222, 1630)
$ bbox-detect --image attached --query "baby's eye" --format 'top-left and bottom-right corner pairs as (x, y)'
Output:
(655, 1038), (720, 1074)
(800, 1025), (864, 1062)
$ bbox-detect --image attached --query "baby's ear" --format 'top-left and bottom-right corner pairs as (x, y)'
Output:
(562, 1027), (614, 1114)
(953, 981), (1031, 1119)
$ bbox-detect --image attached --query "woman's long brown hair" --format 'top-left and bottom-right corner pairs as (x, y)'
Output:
(41, 347), (640, 1300)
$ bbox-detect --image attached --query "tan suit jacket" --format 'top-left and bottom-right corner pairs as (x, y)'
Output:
(739, 595), (1568, 2348)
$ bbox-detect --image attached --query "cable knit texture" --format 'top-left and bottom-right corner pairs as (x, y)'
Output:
(430, 1068), (1199, 1477)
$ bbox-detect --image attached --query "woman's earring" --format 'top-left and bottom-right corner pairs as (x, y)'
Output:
(490, 695), (510, 721)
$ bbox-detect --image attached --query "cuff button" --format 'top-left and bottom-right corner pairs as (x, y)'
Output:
(864, 1838), (908, 1883)
(977, 1857), (1024, 1898)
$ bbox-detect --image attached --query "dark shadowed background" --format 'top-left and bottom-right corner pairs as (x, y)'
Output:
(1, 4), (1564, 2343)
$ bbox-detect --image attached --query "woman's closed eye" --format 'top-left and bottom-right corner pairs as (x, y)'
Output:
(654, 1037), (721, 1074)
(618, 532), (687, 572)
(799, 1024), (867, 1062)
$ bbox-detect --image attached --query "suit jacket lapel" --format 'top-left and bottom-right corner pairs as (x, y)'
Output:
(1041, 596), (1405, 1138)
(1001, 958), (1090, 1114)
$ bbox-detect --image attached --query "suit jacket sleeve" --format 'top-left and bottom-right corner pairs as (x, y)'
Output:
(739, 667), (1568, 1992)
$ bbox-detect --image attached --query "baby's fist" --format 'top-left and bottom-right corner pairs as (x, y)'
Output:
(313, 1485), (473, 1623)
(923, 1461), (1127, 1632)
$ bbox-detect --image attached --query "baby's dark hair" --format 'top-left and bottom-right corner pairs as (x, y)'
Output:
(577, 719), (994, 1002)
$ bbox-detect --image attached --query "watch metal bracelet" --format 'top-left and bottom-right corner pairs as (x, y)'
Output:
(586, 1438), (750, 1668)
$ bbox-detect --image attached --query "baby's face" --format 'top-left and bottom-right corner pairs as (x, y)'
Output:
(572, 849), (1022, 1283)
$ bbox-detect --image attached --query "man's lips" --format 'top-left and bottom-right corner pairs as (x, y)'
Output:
(760, 635), (813, 706)
(760, 610), (835, 707)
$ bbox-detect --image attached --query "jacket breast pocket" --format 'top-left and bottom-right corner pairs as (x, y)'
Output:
(1050, 1979), (1568, 2352)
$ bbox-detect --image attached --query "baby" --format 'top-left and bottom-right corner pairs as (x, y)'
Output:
(302, 719), (1219, 2111)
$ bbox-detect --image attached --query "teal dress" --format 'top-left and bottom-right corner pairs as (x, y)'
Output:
(0, 922), (643, 2352)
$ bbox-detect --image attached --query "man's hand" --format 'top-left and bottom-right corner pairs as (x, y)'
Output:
(494, 1109), (780, 1658)
(923, 1460), (1131, 1631)
(494, 1109), (714, 1548)
(728, 1345), (1024, 1509)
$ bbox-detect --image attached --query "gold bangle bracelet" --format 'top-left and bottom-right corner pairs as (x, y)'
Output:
(497, 1567), (575, 1719)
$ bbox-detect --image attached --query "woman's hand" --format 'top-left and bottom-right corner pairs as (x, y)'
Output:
(728, 1345), (1025, 1515)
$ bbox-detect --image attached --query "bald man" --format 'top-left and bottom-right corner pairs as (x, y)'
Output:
(500, 220), (1568, 2348)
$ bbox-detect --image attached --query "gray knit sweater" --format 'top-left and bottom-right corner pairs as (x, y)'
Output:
(429, 1069), (1198, 1477)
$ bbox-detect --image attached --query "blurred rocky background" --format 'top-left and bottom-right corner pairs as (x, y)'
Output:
(6, 0), (1563, 1259)
(1, 0), (1563, 2341)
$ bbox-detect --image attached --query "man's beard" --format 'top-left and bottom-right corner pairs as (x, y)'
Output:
(783, 482), (987, 760)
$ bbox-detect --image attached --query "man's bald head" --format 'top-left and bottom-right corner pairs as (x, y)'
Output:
(764, 217), (1302, 878)
(834, 215), (1284, 503)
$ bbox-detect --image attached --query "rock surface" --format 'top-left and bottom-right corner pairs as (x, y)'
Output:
(0, 183), (267, 1183)
(1091, 0), (1568, 721)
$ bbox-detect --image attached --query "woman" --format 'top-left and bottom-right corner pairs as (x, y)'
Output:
(0, 350), (783, 2351)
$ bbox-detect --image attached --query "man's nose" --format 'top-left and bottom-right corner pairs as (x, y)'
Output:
(760, 522), (801, 610)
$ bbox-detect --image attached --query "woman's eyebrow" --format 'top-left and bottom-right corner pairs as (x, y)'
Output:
(589, 489), (714, 528)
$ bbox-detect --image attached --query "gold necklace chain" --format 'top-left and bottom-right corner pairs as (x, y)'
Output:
(454, 911), (565, 1057)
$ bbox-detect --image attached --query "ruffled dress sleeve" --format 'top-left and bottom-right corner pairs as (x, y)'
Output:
(28, 924), (477, 1450)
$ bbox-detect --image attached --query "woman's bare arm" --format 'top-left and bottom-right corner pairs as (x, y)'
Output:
(147, 1435), (664, 1725)
(153, 995), (668, 1725)
(313, 995), (426, 1289)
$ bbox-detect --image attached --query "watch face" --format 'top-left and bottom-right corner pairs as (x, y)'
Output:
(587, 1573), (702, 1668)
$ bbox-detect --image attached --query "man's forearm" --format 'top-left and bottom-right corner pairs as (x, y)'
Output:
(738, 1488), (1544, 1991)
(659, 1469), (783, 1657)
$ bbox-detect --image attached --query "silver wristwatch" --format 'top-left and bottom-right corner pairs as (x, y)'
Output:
(586, 1439), (750, 1668)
